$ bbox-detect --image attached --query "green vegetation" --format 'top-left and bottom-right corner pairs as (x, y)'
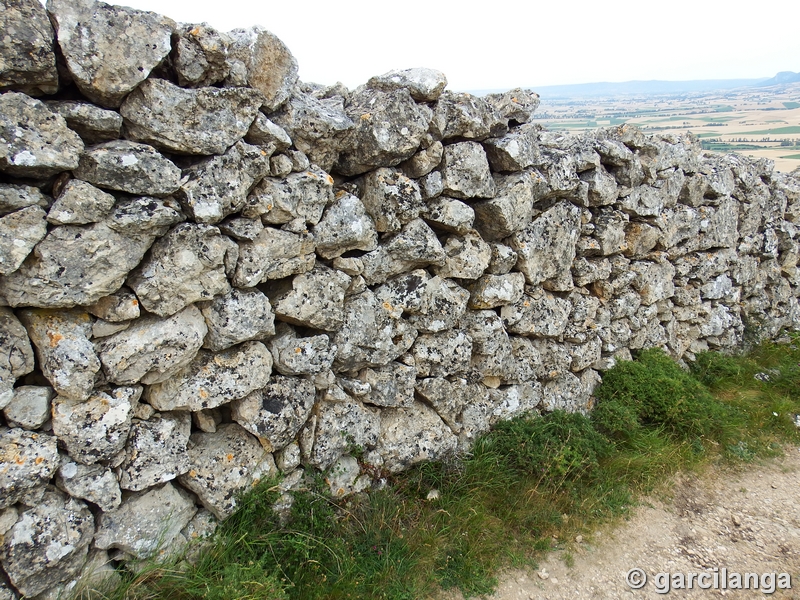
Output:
(782, 102), (800, 109)
(780, 154), (800, 160)
(89, 337), (800, 600)
(739, 126), (800, 135)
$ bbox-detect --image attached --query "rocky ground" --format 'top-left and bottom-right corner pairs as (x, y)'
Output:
(440, 449), (800, 599)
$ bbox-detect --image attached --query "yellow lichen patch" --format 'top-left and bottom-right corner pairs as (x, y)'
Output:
(35, 456), (44, 465)
(199, 389), (209, 399)
(326, 175), (334, 185)
(266, 204), (273, 211)
(294, 347), (302, 354)
(189, 469), (197, 478)
(523, 301), (530, 307)
(382, 302), (393, 311)
(15, 455), (24, 465)
(261, 150), (268, 156)
(360, 113), (372, 121)
(190, 27), (200, 36)
(226, 453), (234, 461)
(132, 299), (139, 306)
(47, 332), (64, 347)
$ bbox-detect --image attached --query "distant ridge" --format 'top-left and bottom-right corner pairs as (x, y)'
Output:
(756, 71), (800, 86)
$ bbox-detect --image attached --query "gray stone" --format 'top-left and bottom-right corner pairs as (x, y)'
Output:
(0, 206), (47, 275)
(484, 88), (540, 124)
(333, 287), (418, 371)
(359, 362), (416, 408)
(530, 339), (572, 380)
(325, 455), (370, 498)
(472, 170), (546, 241)
(270, 154), (293, 177)
(127, 223), (231, 317)
(400, 140), (444, 178)
(697, 197), (739, 250)
(0, 489), (93, 597)
(487, 242), (518, 275)
(231, 376), (316, 452)
(51, 386), (140, 465)
(592, 208), (628, 256)
(312, 192), (378, 259)
(409, 276), (470, 333)
(485, 383), (542, 423)
(94, 483), (196, 559)
(233, 227), (315, 286)
(86, 288), (140, 323)
(0, 307), (34, 404)
(269, 325), (336, 376)
(468, 272), (525, 309)
(501, 288), (571, 338)
(56, 460), (121, 512)
(375, 401), (457, 472)
(93, 319), (129, 337)
(275, 442), (301, 473)
(415, 377), (487, 435)
(176, 140), (271, 224)
(336, 88), (431, 176)
(119, 412), (191, 491)
(631, 260), (676, 305)
(501, 336), (542, 383)
(410, 330), (472, 377)
(45, 101), (123, 144)
(432, 91), (505, 141)
(245, 113), (292, 150)
(0, 184), (49, 216)
(270, 264), (350, 331)
(46, 180), (116, 226)
(146, 341), (272, 412)
(19, 309), (99, 401)
(368, 68), (448, 102)
(0, 92), (83, 177)
(307, 397), (380, 469)
(439, 142), (495, 200)
(3, 385), (53, 430)
(569, 337), (602, 371)
(95, 305), (207, 385)
(199, 288), (275, 352)
(0, 0), (58, 95)
(244, 165), (334, 226)
(218, 216), (264, 242)
(103, 195), (184, 236)
(483, 124), (543, 172)
(47, 0), (173, 107)
(0, 428), (58, 509)
(361, 218), (446, 285)
(74, 140), (181, 197)
(581, 165), (618, 206)
(510, 200), (582, 288)
(173, 23), (231, 88)
(420, 170), (444, 200)
(120, 79), (263, 155)
(225, 26), (298, 112)
(359, 167), (424, 233)
(433, 230), (491, 280)
(572, 257), (612, 287)
(623, 222), (660, 258)
(541, 372), (587, 412)
(421, 196), (474, 235)
(0, 506), (17, 536)
(373, 269), (430, 318)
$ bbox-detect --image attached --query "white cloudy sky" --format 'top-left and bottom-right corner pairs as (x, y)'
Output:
(46, 0), (800, 91)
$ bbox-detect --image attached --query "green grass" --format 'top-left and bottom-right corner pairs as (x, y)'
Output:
(780, 154), (800, 160)
(88, 338), (800, 600)
(735, 126), (800, 135)
(783, 102), (800, 109)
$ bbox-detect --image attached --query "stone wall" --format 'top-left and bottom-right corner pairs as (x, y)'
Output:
(2, 0), (800, 597)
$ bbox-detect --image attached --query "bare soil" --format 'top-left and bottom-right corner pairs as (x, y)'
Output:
(440, 448), (800, 599)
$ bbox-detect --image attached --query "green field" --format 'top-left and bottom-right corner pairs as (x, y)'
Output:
(782, 101), (800, 109)
(740, 125), (800, 135)
(780, 153), (800, 160)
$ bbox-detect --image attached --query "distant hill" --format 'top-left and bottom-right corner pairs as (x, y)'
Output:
(756, 71), (800, 86)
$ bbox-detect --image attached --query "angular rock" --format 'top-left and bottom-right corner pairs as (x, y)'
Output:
(472, 170), (546, 241)
(333, 288), (418, 370)
(270, 264), (350, 331)
(361, 219), (446, 285)
(3, 385), (53, 430)
(415, 377), (487, 434)
(51, 386), (139, 465)
(119, 412), (191, 491)
(312, 192), (378, 259)
(120, 79), (262, 155)
(231, 376), (315, 452)
(245, 113), (292, 150)
(409, 276), (470, 333)
(307, 397), (380, 469)
(199, 288), (275, 352)
(0, 206), (47, 276)
(0, 489), (93, 597)
(581, 165), (618, 207)
(336, 88), (431, 176)
(47, 0), (173, 107)
(484, 88), (540, 124)
(368, 68), (448, 102)
(0, 428), (58, 509)
(45, 100), (123, 143)
(433, 230), (491, 280)
(103, 195), (183, 236)
(56, 460), (121, 512)
(483, 123), (543, 172)
(359, 167), (424, 233)
(86, 288), (140, 323)
(244, 165), (334, 226)
(269, 325), (336, 376)
(410, 330), (472, 377)
(0, 0), (58, 95)
(0, 307), (34, 404)
(541, 372), (587, 412)
(530, 338), (572, 380)
(19, 309), (99, 401)
(400, 140), (444, 179)
(94, 483), (196, 559)
(623, 221), (660, 258)
(218, 216), (264, 242)
(0, 184), (49, 216)
(487, 242), (518, 275)
(592, 208), (628, 256)
(0, 92), (83, 177)
(173, 23), (231, 88)
(501, 288), (571, 338)
(432, 91), (504, 141)
(422, 196), (474, 235)
(226, 26), (298, 112)
(439, 142), (495, 199)
(359, 362), (416, 408)
(468, 272), (525, 309)
(127, 223), (231, 317)
(572, 257), (612, 287)
(631, 260), (676, 305)
(373, 269), (430, 318)
(569, 337), (602, 371)
(233, 227), (315, 287)
(146, 341), (272, 412)
(74, 140), (181, 197)
(178, 423), (276, 519)
(376, 401), (458, 472)
(96, 304), (206, 385)
(46, 180), (116, 226)
(420, 170), (444, 199)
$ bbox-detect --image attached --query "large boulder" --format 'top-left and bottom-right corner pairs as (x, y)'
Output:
(312, 192), (379, 259)
(375, 401), (458, 472)
(271, 265), (351, 332)
(367, 68), (448, 102)
(0, 428), (59, 509)
(199, 288), (276, 352)
(0, 0), (59, 95)
(118, 412), (192, 491)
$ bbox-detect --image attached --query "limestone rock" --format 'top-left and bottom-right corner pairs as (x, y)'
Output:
(56, 460), (121, 512)
(244, 165), (334, 226)
(95, 305), (207, 385)
(336, 88), (431, 176)
(0, 0), (59, 95)
(373, 269), (430, 317)
(432, 92), (505, 141)
(376, 401), (458, 472)
(623, 222), (660, 258)
(19, 309), (99, 401)
(119, 412), (191, 491)
(433, 230), (491, 280)
(415, 377), (487, 434)
(368, 68), (448, 102)
(0, 308), (34, 404)
(530, 339), (572, 380)
(487, 242), (519, 275)
(47, 0), (173, 107)
(422, 196), (474, 235)
(501, 288), (571, 338)
(0, 428), (59, 509)
(46, 180), (115, 226)
(410, 330), (472, 377)
(472, 170), (546, 241)
(0, 184), (49, 216)
(0, 489), (93, 597)
(173, 23), (231, 88)
(359, 167), (424, 233)
(102, 195), (184, 236)
(51, 386), (140, 465)
(439, 142), (496, 200)
(361, 219), (446, 285)
(74, 140), (181, 198)
(120, 79), (263, 155)
(483, 124), (543, 172)
(86, 288), (140, 323)
(468, 272), (525, 309)
(270, 265), (350, 331)
(199, 288), (275, 352)
(269, 325), (336, 376)
(359, 362), (416, 408)
(233, 227), (315, 286)
(218, 216), (264, 242)
(631, 260), (676, 305)
(400, 141), (444, 178)
(484, 88), (540, 124)
(45, 101), (123, 144)
(179, 423), (276, 519)
(146, 341), (272, 412)
(306, 398), (379, 469)
(581, 165), (618, 206)
(541, 372), (587, 412)
(245, 113), (292, 150)
(0, 206), (47, 275)
(312, 192), (378, 259)
(409, 276), (470, 333)
(0, 92), (83, 177)
(127, 223), (232, 317)
(231, 376), (315, 452)
(592, 208), (629, 256)
(2, 385), (53, 430)
(94, 483), (196, 559)
(226, 26), (298, 112)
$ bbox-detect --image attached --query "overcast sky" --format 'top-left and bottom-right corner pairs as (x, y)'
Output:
(47, 0), (800, 92)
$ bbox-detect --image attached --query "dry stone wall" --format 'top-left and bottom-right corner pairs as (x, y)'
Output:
(2, 0), (800, 596)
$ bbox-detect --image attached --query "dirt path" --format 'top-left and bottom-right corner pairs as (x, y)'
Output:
(441, 448), (800, 599)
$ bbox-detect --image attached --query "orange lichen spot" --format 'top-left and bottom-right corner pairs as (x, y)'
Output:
(132, 299), (139, 306)
(523, 301), (530, 307)
(190, 27), (201, 36)
(382, 302), (392, 311)
(360, 113), (372, 120)
(15, 456), (24, 465)
(199, 389), (209, 399)
(512, 97), (518, 103)
(47, 332), (64, 347)
(266, 204), (273, 211)
(189, 469), (197, 478)
(326, 175), (334, 185)
(35, 456), (44, 465)
(294, 347), (302, 354)
(261, 150), (268, 156)
(226, 453), (234, 461)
